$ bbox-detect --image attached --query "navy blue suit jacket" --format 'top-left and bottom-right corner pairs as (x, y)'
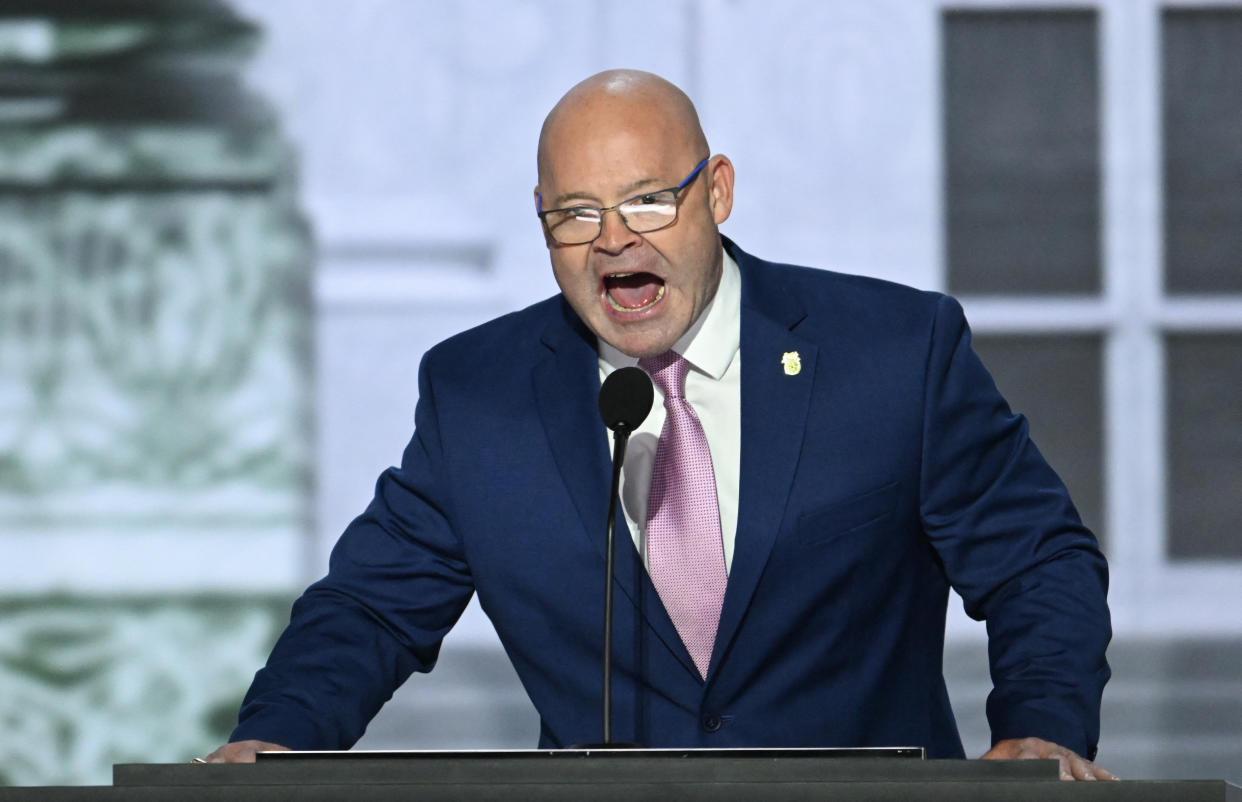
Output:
(233, 239), (1111, 759)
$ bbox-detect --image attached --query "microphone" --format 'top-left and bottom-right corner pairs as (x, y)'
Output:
(599, 366), (654, 433)
(594, 366), (653, 746)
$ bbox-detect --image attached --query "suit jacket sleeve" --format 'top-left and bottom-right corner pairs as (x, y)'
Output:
(230, 351), (475, 749)
(918, 294), (1112, 760)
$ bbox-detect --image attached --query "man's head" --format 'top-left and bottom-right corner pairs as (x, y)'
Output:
(535, 70), (734, 358)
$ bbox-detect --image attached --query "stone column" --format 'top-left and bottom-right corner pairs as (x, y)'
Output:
(0, 1), (311, 784)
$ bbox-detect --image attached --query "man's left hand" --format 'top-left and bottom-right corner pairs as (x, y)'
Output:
(982, 737), (1117, 781)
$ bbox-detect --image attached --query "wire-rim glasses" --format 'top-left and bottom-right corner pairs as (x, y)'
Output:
(536, 157), (710, 246)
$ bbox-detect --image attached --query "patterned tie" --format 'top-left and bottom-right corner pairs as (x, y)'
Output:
(638, 351), (728, 680)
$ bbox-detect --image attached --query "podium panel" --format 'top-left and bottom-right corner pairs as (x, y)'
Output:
(2, 750), (1238, 800)
(116, 748), (1057, 787)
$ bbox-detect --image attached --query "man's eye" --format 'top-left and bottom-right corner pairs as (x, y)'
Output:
(569, 207), (601, 219)
(636, 195), (661, 205)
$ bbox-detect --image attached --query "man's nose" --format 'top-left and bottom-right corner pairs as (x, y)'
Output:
(594, 208), (640, 254)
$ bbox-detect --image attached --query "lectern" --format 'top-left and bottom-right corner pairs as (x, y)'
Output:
(106, 749), (1238, 801)
(0, 749), (1238, 800)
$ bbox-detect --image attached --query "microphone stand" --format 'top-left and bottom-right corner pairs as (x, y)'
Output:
(601, 423), (631, 746)
(579, 363), (651, 749)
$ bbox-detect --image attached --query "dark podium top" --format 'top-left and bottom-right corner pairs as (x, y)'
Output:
(2, 749), (1238, 800)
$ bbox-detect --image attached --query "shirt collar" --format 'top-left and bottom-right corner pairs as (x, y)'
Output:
(598, 248), (741, 380)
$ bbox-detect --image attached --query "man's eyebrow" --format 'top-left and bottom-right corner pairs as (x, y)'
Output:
(549, 176), (662, 209)
(615, 175), (662, 197)
(549, 191), (601, 209)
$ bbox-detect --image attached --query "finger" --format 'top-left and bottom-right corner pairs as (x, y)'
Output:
(1057, 754), (1075, 781)
(1092, 764), (1120, 781)
(980, 741), (1022, 760)
(207, 746), (250, 764)
(1065, 753), (1104, 781)
(205, 742), (262, 763)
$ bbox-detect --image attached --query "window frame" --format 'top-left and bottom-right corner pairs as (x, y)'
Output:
(942, 0), (1242, 638)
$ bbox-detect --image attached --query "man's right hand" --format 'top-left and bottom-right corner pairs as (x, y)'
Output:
(204, 740), (290, 763)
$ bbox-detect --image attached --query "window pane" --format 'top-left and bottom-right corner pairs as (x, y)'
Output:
(1163, 9), (1242, 294)
(971, 335), (1104, 547)
(1166, 334), (1242, 559)
(944, 11), (1101, 295)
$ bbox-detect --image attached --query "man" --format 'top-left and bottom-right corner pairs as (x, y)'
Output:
(210, 70), (1114, 780)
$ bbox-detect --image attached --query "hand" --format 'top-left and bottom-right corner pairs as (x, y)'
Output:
(203, 740), (290, 763)
(982, 736), (1118, 781)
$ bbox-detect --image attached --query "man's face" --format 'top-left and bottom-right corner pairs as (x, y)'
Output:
(537, 111), (733, 358)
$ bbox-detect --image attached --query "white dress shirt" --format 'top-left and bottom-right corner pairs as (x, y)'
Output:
(598, 250), (742, 573)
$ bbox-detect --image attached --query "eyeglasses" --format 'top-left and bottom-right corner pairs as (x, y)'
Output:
(536, 157), (710, 246)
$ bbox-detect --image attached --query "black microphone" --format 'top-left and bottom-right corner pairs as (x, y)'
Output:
(599, 366), (654, 434)
(594, 366), (653, 746)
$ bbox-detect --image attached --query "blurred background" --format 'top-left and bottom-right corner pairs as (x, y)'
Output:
(0, 0), (1238, 787)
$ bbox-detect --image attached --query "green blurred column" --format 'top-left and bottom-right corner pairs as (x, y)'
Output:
(0, 1), (311, 785)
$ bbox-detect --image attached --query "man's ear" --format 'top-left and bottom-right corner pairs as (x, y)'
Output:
(533, 187), (555, 248)
(706, 155), (735, 225)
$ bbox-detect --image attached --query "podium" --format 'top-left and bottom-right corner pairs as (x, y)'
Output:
(1, 749), (1238, 800)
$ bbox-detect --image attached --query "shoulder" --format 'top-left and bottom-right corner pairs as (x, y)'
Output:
(727, 239), (959, 340)
(763, 259), (939, 306)
(419, 295), (572, 384)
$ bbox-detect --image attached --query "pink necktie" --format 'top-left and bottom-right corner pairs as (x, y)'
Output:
(639, 351), (728, 680)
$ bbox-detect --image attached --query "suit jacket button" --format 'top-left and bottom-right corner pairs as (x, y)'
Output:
(701, 713), (722, 732)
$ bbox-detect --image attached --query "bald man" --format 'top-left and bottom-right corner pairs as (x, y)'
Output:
(212, 71), (1113, 780)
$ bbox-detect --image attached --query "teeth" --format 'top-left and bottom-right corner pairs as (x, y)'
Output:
(607, 272), (635, 279)
(606, 283), (665, 312)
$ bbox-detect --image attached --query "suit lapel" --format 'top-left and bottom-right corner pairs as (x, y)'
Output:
(533, 299), (701, 680)
(709, 242), (818, 678)
(533, 300), (610, 551)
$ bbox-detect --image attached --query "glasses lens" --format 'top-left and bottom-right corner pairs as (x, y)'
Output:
(619, 191), (678, 233)
(545, 208), (602, 244)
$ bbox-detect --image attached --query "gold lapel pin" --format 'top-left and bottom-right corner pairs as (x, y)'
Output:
(781, 351), (801, 376)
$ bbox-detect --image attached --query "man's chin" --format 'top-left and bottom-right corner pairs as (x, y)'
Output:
(602, 334), (680, 360)
(580, 302), (686, 358)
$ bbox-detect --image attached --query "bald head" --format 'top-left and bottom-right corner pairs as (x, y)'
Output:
(537, 70), (709, 184)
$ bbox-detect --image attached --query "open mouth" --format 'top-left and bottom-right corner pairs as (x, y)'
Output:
(603, 272), (666, 312)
